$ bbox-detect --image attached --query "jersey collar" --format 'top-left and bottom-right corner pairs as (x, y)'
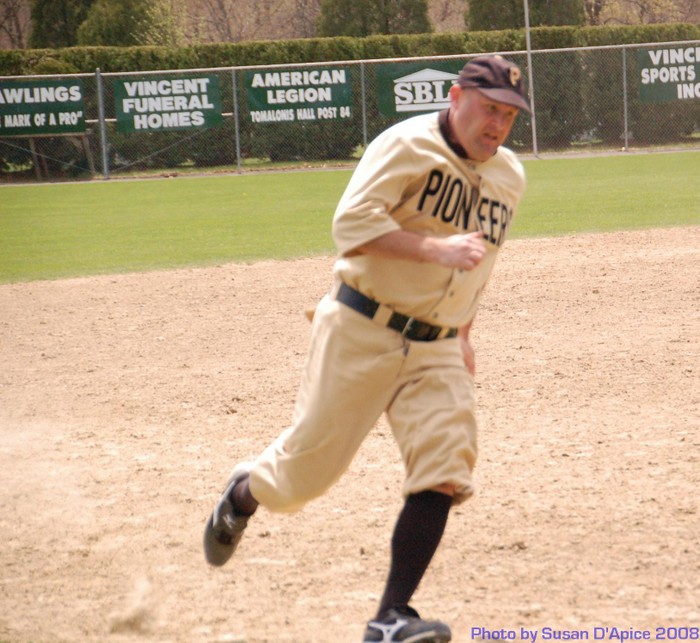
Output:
(438, 109), (469, 159)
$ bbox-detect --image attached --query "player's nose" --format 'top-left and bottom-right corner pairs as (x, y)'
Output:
(489, 111), (509, 131)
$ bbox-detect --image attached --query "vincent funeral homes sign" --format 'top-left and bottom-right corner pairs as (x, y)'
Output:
(114, 76), (222, 132)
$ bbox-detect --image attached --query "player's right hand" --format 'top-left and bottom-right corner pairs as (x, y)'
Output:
(434, 232), (486, 270)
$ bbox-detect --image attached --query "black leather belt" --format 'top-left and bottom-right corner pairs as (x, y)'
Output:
(336, 282), (458, 342)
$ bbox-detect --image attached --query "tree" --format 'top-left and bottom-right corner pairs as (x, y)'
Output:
(609, 0), (693, 22)
(29, 0), (94, 48)
(535, 0), (586, 25)
(467, 0), (518, 30)
(139, 0), (187, 46)
(467, 0), (585, 30)
(187, 0), (289, 43)
(76, 0), (147, 45)
(76, 0), (183, 46)
(0, 0), (30, 48)
(288, 0), (322, 38)
(429, 0), (466, 31)
(584, 0), (605, 24)
(582, 0), (699, 25)
(317, 0), (433, 37)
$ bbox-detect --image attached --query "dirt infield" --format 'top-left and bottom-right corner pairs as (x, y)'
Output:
(1, 227), (698, 643)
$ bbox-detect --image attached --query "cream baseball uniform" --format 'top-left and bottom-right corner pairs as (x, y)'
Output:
(248, 109), (526, 513)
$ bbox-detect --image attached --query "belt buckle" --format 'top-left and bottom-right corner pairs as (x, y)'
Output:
(402, 317), (440, 342)
(401, 317), (417, 338)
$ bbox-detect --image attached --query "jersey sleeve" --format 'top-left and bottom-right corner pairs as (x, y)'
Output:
(331, 129), (419, 256)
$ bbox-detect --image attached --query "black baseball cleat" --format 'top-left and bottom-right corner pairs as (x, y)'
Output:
(363, 606), (452, 642)
(203, 463), (253, 567)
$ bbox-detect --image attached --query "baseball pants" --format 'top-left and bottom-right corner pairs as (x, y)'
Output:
(247, 289), (478, 513)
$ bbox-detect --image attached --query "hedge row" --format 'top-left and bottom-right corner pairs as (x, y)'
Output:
(1, 23), (699, 76)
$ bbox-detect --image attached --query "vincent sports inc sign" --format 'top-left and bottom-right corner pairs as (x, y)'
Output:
(638, 45), (700, 103)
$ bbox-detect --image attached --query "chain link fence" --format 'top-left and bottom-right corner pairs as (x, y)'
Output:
(1, 40), (699, 181)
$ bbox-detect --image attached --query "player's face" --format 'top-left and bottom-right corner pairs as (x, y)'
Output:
(448, 86), (519, 162)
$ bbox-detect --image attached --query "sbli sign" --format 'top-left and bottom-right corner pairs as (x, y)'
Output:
(376, 63), (461, 116)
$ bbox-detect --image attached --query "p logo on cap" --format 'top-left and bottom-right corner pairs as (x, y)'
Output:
(457, 55), (530, 113)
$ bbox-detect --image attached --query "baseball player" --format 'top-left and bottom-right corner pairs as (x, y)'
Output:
(204, 55), (530, 642)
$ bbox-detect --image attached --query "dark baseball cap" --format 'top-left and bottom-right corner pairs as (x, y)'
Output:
(457, 55), (531, 112)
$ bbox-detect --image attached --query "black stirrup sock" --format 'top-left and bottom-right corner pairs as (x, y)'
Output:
(376, 489), (453, 619)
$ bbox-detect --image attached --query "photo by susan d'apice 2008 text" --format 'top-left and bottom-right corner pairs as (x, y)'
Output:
(471, 627), (700, 642)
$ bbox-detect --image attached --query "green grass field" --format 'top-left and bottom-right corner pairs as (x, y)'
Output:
(0, 151), (698, 284)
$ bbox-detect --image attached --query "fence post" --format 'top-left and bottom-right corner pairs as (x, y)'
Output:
(523, 0), (539, 157)
(232, 68), (242, 172)
(360, 62), (368, 149)
(622, 47), (630, 152)
(95, 68), (110, 179)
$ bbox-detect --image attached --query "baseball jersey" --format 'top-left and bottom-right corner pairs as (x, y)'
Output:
(332, 109), (526, 329)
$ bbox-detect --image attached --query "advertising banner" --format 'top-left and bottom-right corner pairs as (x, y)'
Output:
(0, 79), (86, 136)
(246, 67), (352, 123)
(638, 46), (700, 103)
(375, 62), (462, 117)
(114, 75), (222, 132)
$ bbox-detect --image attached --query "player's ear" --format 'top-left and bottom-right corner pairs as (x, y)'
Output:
(449, 83), (462, 103)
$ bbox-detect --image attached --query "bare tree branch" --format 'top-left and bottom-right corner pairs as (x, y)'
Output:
(429, 0), (465, 31)
(0, 0), (30, 49)
(584, 0), (606, 25)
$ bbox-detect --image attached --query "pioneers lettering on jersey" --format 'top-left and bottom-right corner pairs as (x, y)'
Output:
(417, 168), (512, 247)
(639, 46), (700, 102)
(332, 111), (525, 326)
